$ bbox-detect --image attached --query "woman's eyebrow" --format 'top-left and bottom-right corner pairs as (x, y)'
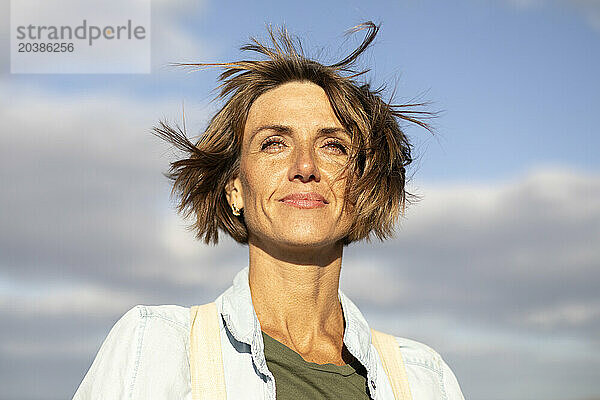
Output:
(249, 124), (291, 142)
(249, 125), (350, 142)
(318, 127), (351, 140)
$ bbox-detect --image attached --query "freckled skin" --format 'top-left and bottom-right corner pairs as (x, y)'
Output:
(227, 81), (354, 253)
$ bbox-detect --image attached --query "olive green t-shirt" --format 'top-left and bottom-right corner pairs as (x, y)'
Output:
(262, 330), (370, 399)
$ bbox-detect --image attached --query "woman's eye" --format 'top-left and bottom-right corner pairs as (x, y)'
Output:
(323, 140), (347, 155)
(261, 138), (286, 151)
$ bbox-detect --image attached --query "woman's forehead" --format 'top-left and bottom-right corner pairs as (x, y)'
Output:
(244, 81), (344, 133)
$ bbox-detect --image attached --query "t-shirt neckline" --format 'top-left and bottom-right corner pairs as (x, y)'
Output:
(261, 330), (365, 377)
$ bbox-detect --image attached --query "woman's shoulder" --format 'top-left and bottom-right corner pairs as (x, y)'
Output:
(107, 304), (192, 344)
(109, 304), (193, 359)
(73, 304), (193, 399)
(391, 335), (465, 400)
(130, 304), (192, 331)
(393, 335), (445, 369)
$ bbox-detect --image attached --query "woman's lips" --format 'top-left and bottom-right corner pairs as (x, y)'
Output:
(279, 192), (328, 209)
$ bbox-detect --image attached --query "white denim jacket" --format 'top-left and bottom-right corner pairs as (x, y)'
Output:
(73, 267), (466, 399)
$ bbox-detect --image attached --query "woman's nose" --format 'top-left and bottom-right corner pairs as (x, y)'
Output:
(288, 144), (321, 183)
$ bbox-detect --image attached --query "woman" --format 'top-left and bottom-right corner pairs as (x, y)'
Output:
(73, 22), (465, 399)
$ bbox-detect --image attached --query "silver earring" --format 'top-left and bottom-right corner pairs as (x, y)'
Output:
(231, 203), (241, 216)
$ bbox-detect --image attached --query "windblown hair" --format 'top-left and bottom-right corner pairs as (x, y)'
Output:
(152, 21), (434, 246)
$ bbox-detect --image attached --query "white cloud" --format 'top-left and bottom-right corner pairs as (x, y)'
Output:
(341, 260), (413, 306)
(0, 282), (139, 317)
(342, 166), (600, 342)
(504, 0), (600, 30)
(571, 0), (600, 29)
(516, 300), (600, 328)
(0, 78), (225, 286)
(0, 336), (99, 357)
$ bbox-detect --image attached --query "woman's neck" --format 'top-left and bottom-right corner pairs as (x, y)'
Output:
(247, 239), (353, 365)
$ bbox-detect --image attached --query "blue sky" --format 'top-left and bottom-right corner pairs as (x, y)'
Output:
(1, 1), (599, 399)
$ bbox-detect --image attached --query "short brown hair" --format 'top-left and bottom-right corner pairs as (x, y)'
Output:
(152, 21), (433, 246)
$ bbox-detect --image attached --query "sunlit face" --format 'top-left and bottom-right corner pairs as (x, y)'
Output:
(226, 81), (355, 251)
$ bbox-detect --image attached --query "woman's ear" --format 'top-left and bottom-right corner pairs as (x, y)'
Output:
(224, 176), (244, 210)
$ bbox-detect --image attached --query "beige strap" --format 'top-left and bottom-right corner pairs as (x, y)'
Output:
(189, 303), (227, 400)
(371, 328), (413, 400)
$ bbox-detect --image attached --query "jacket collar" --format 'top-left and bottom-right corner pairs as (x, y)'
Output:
(215, 266), (380, 397)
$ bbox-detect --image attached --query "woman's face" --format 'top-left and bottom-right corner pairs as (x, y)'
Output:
(228, 81), (355, 251)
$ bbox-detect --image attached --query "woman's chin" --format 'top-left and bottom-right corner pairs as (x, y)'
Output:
(268, 229), (342, 250)
(247, 214), (349, 251)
